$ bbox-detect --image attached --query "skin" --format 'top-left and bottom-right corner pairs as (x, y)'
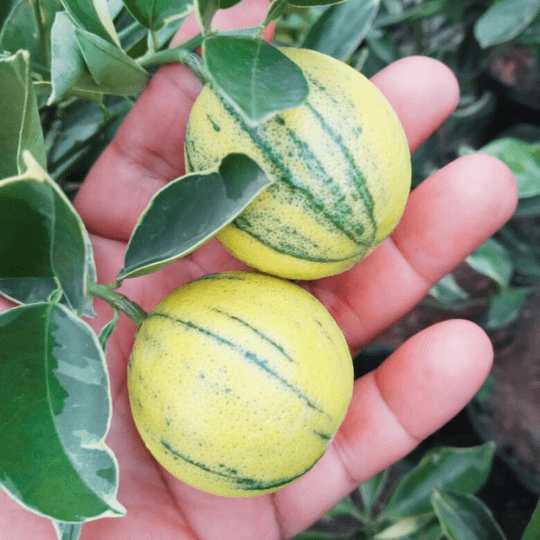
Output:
(0, 0), (518, 538)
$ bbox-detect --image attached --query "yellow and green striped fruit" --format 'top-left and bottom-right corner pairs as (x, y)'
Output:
(185, 47), (411, 280)
(128, 271), (353, 497)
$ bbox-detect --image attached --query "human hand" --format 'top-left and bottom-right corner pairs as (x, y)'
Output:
(0, 0), (518, 538)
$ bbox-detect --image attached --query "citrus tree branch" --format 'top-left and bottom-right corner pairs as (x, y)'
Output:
(88, 282), (148, 327)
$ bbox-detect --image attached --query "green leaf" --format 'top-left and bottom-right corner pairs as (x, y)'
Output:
(49, 12), (102, 104)
(219, 0), (243, 8)
(515, 193), (540, 217)
(375, 0), (452, 26)
(476, 138), (540, 199)
(0, 0), (16, 29)
(385, 444), (495, 518)
(474, 373), (496, 403)
(432, 488), (507, 540)
(98, 307), (121, 351)
(53, 521), (83, 540)
(74, 26), (149, 96)
(485, 287), (529, 329)
(474, 0), (540, 48)
(39, 0), (70, 28)
(0, 0), (44, 66)
(429, 273), (469, 305)
(0, 163), (54, 279)
(0, 152), (96, 315)
(48, 99), (129, 180)
(153, 14), (191, 48)
(109, 0), (125, 18)
(321, 495), (363, 522)
(60, 0), (121, 46)
(0, 277), (59, 306)
(262, 0), (288, 27)
(0, 302), (125, 522)
(203, 35), (309, 124)
(515, 194), (540, 217)
(122, 0), (193, 30)
(287, 0), (349, 7)
(521, 497), (540, 540)
(466, 237), (514, 288)
(359, 469), (388, 516)
(117, 18), (148, 56)
(364, 27), (399, 73)
(497, 226), (540, 280)
(119, 153), (272, 280)
(0, 0), (63, 67)
(374, 515), (442, 540)
(0, 50), (46, 178)
(196, 0), (219, 35)
(303, 0), (380, 61)
(519, 18), (540, 44)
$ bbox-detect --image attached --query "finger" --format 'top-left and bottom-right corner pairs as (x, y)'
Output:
(74, 0), (272, 241)
(275, 319), (493, 537)
(0, 489), (55, 538)
(310, 153), (518, 354)
(0, 296), (14, 313)
(371, 56), (460, 152)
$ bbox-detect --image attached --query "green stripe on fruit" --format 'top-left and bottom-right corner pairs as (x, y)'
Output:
(149, 312), (324, 412)
(207, 93), (370, 247)
(161, 439), (319, 491)
(211, 307), (295, 363)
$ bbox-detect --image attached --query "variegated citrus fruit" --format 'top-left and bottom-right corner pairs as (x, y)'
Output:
(128, 271), (353, 497)
(184, 47), (411, 280)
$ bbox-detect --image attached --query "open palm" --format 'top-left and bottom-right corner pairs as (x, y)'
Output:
(0, 1), (518, 538)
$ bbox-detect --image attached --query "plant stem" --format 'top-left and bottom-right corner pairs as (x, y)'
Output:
(88, 282), (148, 327)
(150, 29), (159, 53)
(138, 46), (211, 85)
(30, 0), (51, 67)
